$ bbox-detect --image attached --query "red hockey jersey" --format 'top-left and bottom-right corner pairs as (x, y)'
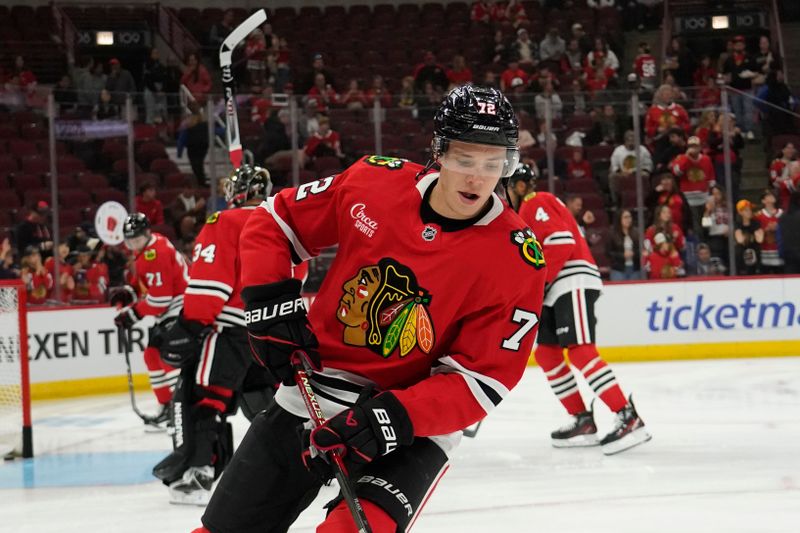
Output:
(645, 103), (690, 138)
(671, 153), (715, 198)
(240, 156), (547, 441)
(755, 207), (783, 267)
(517, 191), (602, 306)
(131, 233), (188, 322)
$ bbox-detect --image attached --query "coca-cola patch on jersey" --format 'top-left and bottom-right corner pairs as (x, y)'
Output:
(337, 257), (435, 358)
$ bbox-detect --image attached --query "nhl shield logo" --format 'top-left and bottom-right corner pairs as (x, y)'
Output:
(421, 226), (437, 242)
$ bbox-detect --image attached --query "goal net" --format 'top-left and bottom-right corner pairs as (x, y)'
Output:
(0, 281), (32, 458)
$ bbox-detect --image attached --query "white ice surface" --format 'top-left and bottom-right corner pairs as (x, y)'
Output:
(2, 357), (799, 532)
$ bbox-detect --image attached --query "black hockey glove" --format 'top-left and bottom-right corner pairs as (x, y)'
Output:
(242, 278), (321, 386)
(109, 285), (137, 309)
(157, 314), (211, 368)
(114, 306), (141, 330)
(301, 391), (414, 481)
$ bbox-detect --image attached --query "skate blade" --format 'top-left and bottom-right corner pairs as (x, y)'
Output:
(551, 433), (600, 448)
(602, 427), (652, 455)
(168, 488), (212, 507)
(144, 423), (168, 434)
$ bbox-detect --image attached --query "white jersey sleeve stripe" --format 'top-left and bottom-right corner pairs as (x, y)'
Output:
(263, 198), (312, 262)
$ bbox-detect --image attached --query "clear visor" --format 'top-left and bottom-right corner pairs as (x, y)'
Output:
(124, 235), (148, 252)
(439, 144), (520, 179)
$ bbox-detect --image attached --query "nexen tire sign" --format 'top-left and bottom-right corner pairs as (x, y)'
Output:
(594, 277), (800, 354)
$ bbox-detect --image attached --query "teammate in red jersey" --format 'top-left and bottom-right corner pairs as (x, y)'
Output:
(152, 165), (280, 505)
(114, 213), (189, 427)
(516, 163), (651, 455)
(194, 85), (546, 533)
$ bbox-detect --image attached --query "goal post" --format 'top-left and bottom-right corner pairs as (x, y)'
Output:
(0, 280), (32, 459)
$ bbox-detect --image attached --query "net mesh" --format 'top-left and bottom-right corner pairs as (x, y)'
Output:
(0, 285), (22, 456)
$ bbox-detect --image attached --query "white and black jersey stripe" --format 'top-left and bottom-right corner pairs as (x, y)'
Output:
(275, 366), (374, 420)
(215, 306), (246, 328)
(185, 279), (233, 302)
(543, 231), (576, 246)
(263, 197), (313, 262)
(544, 260), (603, 306)
(431, 356), (509, 415)
(145, 293), (172, 309)
(153, 295), (183, 324)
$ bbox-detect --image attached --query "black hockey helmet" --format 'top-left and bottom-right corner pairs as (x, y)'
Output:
(224, 164), (273, 207)
(122, 212), (150, 239)
(432, 84), (520, 177)
(509, 162), (537, 186)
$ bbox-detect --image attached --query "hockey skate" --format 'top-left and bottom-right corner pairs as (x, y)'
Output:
(600, 396), (651, 455)
(167, 466), (215, 506)
(551, 410), (599, 448)
(143, 404), (170, 433)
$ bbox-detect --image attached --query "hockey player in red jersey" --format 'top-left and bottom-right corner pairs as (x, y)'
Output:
(516, 163), (651, 455)
(152, 165), (279, 505)
(194, 85), (546, 533)
(114, 213), (188, 427)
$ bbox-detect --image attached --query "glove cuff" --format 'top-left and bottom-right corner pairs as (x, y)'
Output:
(365, 392), (414, 453)
(179, 314), (209, 335)
(242, 279), (302, 306)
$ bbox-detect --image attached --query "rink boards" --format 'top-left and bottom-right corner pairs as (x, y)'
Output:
(26, 276), (800, 400)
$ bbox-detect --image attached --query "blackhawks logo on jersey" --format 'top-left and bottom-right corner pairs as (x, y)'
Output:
(363, 155), (404, 170)
(337, 258), (435, 358)
(511, 228), (545, 269)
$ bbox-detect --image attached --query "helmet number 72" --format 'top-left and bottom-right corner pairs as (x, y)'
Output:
(476, 102), (496, 115)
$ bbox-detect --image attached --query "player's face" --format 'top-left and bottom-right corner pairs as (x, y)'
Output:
(338, 266), (381, 327)
(436, 141), (506, 219)
(124, 234), (149, 252)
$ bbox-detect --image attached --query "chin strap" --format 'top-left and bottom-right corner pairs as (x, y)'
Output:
(415, 159), (440, 181)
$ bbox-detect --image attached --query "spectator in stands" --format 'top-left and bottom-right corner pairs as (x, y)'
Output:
(105, 58), (136, 106)
(607, 209), (642, 281)
(587, 37), (619, 74)
(176, 215), (198, 245)
(88, 60), (108, 107)
(15, 201), (52, 256)
(366, 75), (392, 109)
(734, 199), (763, 275)
(505, 0), (529, 28)
(539, 28), (566, 65)
(245, 29), (268, 91)
(633, 42), (658, 91)
(565, 194), (596, 230)
(488, 29), (509, 65)
(769, 141), (798, 210)
(45, 243), (74, 302)
(307, 73), (339, 113)
(609, 130), (653, 204)
(397, 76), (416, 109)
(647, 173), (692, 235)
(135, 183), (165, 226)
(271, 36), (292, 92)
(92, 89), (120, 120)
(707, 112), (745, 199)
(53, 74), (77, 115)
(482, 70), (499, 89)
(414, 51), (449, 93)
(142, 48), (168, 125)
(500, 59), (528, 93)
(470, 1), (493, 24)
(66, 224), (89, 253)
(341, 79), (368, 110)
(777, 191), (800, 273)
(301, 53), (336, 94)
(259, 108), (291, 163)
(562, 39), (584, 74)
(701, 185), (731, 266)
(696, 75), (721, 109)
(645, 204), (685, 254)
(653, 127), (686, 175)
(756, 189), (784, 273)
(662, 37), (694, 88)
(447, 55), (473, 87)
(643, 232), (684, 280)
(585, 61), (611, 96)
(67, 54), (97, 110)
(756, 69), (796, 148)
(251, 84), (274, 125)
(177, 100), (209, 184)
(181, 53), (212, 105)
(694, 110), (717, 146)
(20, 246), (53, 305)
(510, 28), (538, 67)
(303, 116), (344, 162)
(646, 84), (690, 148)
(211, 180), (229, 212)
(0, 238), (18, 280)
(672, 136), (716, 232)
(209, 9), (235, 50)
(11, 55), (37, 93)
(171, 177), (206, 228)
(565, 79), (588, 115)
(587, 104), (625, 146)
(570, 23), (592, 55)
(691, 242), (726, 276)
(693, 54), (716, 87)
(534, 80), (563, 121)
(71, 244), (109, 302)
(535, 121), (558, 153)
(754, 35), (780, 87)
(722, 35), (757, 140)
(566, 149), (592, 181)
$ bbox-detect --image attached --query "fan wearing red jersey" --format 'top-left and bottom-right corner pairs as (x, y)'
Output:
(193, 85), (546, 533)
(515, 163), (651, 456)
(114, 213), (188, 427)
(152, 165), (279, 505)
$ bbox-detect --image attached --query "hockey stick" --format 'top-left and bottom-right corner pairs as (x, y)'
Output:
(219, 9), (267, 169)
(462, 420), (483, 439)
(291, 352), (373, 533)
(119, 325), (149, 423)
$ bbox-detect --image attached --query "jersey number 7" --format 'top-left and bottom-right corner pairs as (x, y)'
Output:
(502, 308), (539, 351)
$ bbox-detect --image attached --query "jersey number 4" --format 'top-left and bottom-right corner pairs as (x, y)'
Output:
(502, 309), (539, 351)
(192, 243), (217, 264)
(535, 207), (549, 222)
